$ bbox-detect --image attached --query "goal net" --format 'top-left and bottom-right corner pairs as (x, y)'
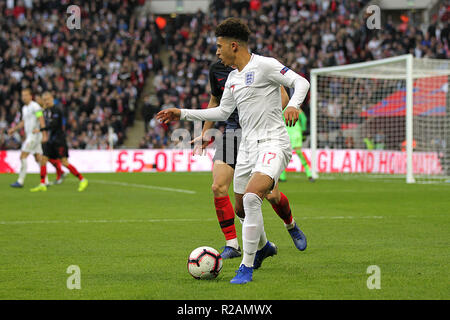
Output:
(310, 54), (450, 183)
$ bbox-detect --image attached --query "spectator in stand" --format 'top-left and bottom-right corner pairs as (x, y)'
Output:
(144, 0), (449, 149)
(1, 0), (155, 150)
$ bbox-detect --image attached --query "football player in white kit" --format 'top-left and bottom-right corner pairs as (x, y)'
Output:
(157, 18), (310, 284)
(8, 88), (48, 187)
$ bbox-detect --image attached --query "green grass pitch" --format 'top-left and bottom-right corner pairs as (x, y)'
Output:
(0, 172), (448, 300)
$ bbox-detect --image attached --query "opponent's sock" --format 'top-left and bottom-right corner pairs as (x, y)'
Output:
(214, 195), (238, 248)
(279, 170), (286, 181)
(49, 159), (64, 180)
(18, 158), (27, 185)
(226, 238), (239, 249)
(40, 165), (47, 184)
(241, 193), (264, 268)
(67, 164), (83, 180)
(271, 192), (295, 229)
(297, 150), (312, 178)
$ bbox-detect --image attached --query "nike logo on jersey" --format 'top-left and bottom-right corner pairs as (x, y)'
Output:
(218, 77), (225, 81)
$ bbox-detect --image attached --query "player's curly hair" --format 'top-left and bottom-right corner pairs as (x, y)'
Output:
(215, 18), (251, 43)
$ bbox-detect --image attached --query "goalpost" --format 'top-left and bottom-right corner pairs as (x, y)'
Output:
(310, 54), (450, 183)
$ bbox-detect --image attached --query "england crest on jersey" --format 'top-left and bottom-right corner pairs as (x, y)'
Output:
(245, 71), (255, 86)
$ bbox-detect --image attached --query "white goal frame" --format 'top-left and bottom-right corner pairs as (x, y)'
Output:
(310, 54), (450, 183)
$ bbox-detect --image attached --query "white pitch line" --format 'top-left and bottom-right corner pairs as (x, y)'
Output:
(90, 179), (196, 194)
(0, 218), (215, 225)
(0, 216), (384, 225)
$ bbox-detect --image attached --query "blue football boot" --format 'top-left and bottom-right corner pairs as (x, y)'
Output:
(230, 264), (253, 284)
(253, 241), (277, 270)
(288, 223), (307, 251)
(10, 181), (23, 188)
(220, 246), (242, 259)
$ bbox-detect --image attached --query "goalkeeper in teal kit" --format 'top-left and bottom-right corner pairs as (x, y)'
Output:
(279, 109), (314, 182)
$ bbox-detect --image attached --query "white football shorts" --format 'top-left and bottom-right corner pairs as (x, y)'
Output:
(21, 133), (43, 154)
(233, 140), (292, 195)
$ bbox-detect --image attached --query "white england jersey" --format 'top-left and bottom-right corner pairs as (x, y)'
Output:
(22, 101), (42, 137)
(181, 54), (310, 150)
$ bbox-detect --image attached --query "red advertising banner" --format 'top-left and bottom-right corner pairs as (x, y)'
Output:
(0, 149), (443, 175)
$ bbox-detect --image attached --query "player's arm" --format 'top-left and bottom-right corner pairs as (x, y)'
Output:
(280, 86), (289, 109)
(265, 58), (310, 127)
(190, 94), (220, 154)
(37, 113), (48, 143)
(203, 95), (220, 133)
(284, 76), (310, 127)
(7, 120), (24, 135)
(157, 86), (235, 123)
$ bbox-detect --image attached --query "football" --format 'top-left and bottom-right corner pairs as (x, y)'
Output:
(187, 246), (223, 279)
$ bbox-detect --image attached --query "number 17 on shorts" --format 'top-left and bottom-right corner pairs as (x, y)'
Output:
(254, 147), (291, 181)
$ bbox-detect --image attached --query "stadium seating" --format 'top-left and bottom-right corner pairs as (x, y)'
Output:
(141, 0), (449, 148)
(0, 0), (151, 150)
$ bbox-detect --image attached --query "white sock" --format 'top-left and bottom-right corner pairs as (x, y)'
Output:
(258, 228), (268, 250)
(237, 212), (266, 250)
(226, 238), (239, 250)
(18, 158), (27, 185)
(241, 193), (264, 268)
(285, 219), (296, 230)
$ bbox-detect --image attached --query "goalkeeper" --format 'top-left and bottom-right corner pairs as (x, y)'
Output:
(280, 109), (314, 182)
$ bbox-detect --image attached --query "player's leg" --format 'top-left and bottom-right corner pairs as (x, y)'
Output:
(11, 151), (29, 187)
(213, 130), (242, 258)
(234, 193), (244, 219)
(59, 140), (88, 192)
(18, 151), (30, 185)
(30, 154), (49, 192)
(211, 160), (240, 258)
(12, 135), (38, 187)
(61, 157), (88, 191)
(30, 140), (50, 191)
(230, 172), (274, 284)
(34, 152), (49, 185)
(279, 170), (287, 182)
(266, 184), (294, 225)
(266, 185), (307, 251)
(295, 147), (314, 181)
(234, 144), (296, 283)
(49, 158), (65, 184)
(234, 191), (270, 256)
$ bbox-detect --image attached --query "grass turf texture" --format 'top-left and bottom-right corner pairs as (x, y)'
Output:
(0, 172), (448, 300)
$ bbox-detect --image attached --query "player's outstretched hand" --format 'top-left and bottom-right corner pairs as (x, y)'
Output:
(284, 106), (299, 127)
(190, 135), (209, 155)
(156, 108), (181, 124)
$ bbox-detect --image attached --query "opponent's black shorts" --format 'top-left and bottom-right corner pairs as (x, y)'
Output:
(43, 140), (69, 159)
(212, 129), (242, 169)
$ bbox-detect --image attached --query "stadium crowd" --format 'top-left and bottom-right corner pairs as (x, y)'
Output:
(1, 0), (448, 151)
(0, 0), (158, 150)
(140, 0), (449, 149)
